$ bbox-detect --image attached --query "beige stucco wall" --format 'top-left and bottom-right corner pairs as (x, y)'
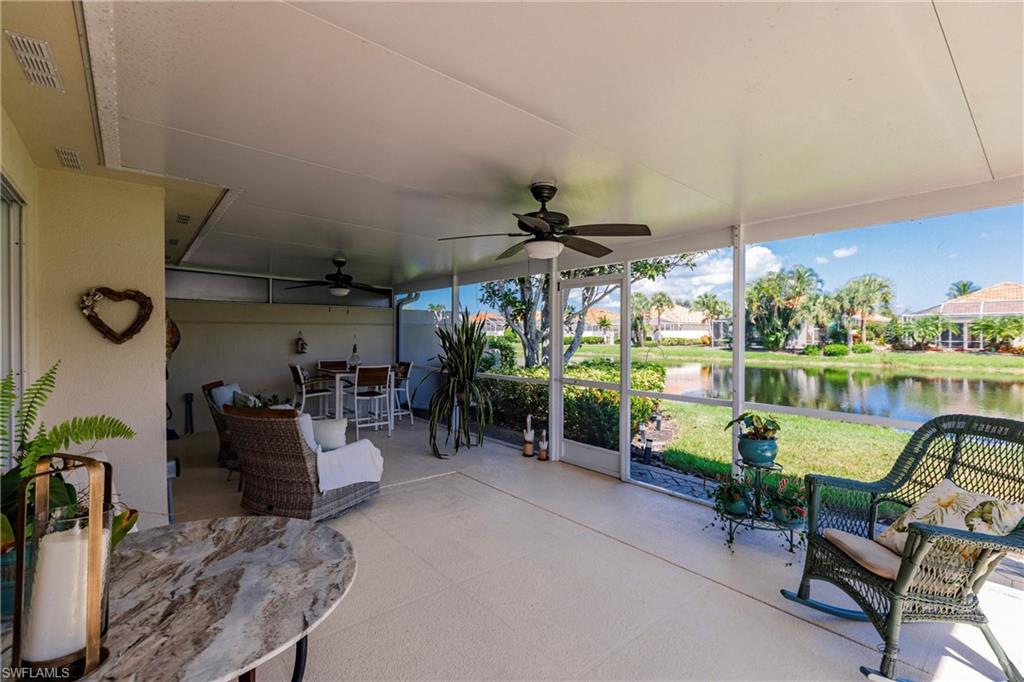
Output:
(166, 300), (394, 434)
(30, 169), (167, 528)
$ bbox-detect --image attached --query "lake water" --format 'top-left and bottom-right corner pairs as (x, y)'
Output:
(661, 363), (1024, 422)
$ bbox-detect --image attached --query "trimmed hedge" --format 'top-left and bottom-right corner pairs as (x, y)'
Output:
(483, 359), (666, 450)
(823, 343), (850, 357)
(851, 343), (873, 354)
(564, 336), (605, 345)
(802, 345), (822, 356)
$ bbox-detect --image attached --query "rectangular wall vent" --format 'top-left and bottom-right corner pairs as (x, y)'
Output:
(55, 147), (85, 171)
(4, 31), (64, 91)
(176, 214), (191, 224)
(167, 238), (181, 246)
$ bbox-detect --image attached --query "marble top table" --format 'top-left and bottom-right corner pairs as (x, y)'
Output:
(83, 516), (355, 682)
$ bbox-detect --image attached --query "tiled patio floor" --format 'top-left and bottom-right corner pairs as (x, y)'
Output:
(171, 425), (1023, 681)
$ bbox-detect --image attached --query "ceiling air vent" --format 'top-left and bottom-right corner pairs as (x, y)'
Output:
(176, 214), (191, 225)
(4, 31), (64, 92)
(55, 147), (85, 171)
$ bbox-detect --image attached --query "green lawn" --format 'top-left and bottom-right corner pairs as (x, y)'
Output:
(658, 402), (911, 485)
(569, 344), (1024, 381)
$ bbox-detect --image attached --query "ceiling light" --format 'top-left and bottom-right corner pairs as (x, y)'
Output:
(524, 240), (564, 259)
(329, 286), (351, 297)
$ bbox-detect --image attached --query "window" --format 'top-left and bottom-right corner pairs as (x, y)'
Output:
(744, 204), (1023, 423)
(1, 177), (24, 469)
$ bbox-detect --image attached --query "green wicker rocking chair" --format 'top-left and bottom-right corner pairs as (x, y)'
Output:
(782, 414), (1023, 682)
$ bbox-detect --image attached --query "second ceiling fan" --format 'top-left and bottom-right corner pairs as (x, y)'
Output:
(439, 182), (651, 260)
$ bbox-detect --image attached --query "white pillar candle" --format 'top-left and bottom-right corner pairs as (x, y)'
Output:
(21, 524), (109, 663)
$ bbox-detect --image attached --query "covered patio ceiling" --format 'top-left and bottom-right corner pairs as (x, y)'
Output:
(81, 1), (1021, 289)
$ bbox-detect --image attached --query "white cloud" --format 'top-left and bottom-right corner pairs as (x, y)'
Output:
(832, 246), (859, 259)
(632, 246), (781, 302)
(815, 256), (829, 264)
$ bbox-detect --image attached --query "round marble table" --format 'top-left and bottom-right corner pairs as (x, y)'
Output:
(84, 516), (355, 682)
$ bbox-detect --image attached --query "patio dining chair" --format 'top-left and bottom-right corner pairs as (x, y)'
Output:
(782, 414), (1023, 682)
(391, 361), (414, 426)
(352, 365), (392, 439)
(289, 364), (332, 418)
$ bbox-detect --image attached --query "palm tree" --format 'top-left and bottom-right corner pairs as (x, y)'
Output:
(630, 292), (652, 346)
(905, 315), (959, 350)
(427, 303), (447, 325)
(947, 280), (980, 299)
(745, 267), (822, 350)
(969, 315), (1024, 351)
(839, 275), (894, 347)
(692, 292), (730, 340)
(651, 292), (674, 334)
(597, 315), (613, 343)
(797, 292), (838, 347)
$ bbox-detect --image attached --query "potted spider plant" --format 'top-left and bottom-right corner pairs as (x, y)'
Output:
(417, 311), (493, 459)
(724, 410), (781, 466)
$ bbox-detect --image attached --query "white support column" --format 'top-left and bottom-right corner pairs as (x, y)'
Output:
(731, 225), (746, 477)
(548, 257), (563, 461)
(619, 261), (631, 481)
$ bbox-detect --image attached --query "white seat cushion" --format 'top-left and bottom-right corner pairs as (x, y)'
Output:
(313, 419), (348, 450)
(822, 528), (901, 581)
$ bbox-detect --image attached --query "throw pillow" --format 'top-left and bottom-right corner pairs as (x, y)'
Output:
(209, 383), (242, 411)
(313, 419), (348, 450)
(232, 391), (260, 408)
(876, 479), (1024, 556)
(297, 413), (319, 453)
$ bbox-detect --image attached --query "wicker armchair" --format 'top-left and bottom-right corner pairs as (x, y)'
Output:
(782, 415), (1023, 681)
(200, 380), (236, 468)
(223, 405), (379, 521)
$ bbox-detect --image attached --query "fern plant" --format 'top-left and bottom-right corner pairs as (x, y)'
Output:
(1, 362), (137, 554)
(416, 311), (493, 459)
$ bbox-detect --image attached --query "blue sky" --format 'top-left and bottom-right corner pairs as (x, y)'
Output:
(413, 204), (1023, 315)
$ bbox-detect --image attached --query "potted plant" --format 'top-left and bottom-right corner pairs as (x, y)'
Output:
(766, 478), (807, 528)
(724, 411), (781, 466)
(417, 311), (493, 459)
(1, 362), (139, 620)
(711, 476), (751, 517)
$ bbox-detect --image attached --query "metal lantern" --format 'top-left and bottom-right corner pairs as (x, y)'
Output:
(13, 454), (112, 679)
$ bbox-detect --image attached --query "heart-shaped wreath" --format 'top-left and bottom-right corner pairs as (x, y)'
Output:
(80, 287), (154, 344)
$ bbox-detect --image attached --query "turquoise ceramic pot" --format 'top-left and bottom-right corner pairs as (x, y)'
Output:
(772, 507), (804, 528)
(737, 436), (778, 466)
(725, 497), (749, 516)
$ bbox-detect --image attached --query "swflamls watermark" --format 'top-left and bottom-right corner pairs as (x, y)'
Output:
(1, 667), (71, 679)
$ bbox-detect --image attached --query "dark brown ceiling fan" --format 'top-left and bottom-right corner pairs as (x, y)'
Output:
(286, 256), (390, 297)
(439, 182), (652, 260)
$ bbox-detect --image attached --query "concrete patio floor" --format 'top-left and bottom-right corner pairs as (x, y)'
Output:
(170, 425), (1023, 681)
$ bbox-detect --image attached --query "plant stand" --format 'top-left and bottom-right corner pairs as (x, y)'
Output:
(723, 460), (802, 552)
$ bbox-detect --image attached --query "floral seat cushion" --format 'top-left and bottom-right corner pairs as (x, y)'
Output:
(876, 478), (1024, 555)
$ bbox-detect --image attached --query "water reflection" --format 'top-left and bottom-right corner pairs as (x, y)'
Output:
(661, 363), (1023, 422)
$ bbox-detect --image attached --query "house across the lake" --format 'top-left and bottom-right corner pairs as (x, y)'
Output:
(905, 281), (1024, 349)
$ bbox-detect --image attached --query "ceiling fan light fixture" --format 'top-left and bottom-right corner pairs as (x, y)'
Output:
(524, 240), (564, 260)
(329, 286), (351, 297)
